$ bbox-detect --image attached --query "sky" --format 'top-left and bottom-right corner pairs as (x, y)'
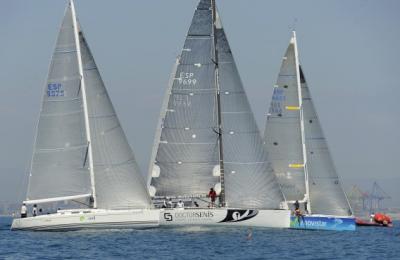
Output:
(0, 0), (399, 207)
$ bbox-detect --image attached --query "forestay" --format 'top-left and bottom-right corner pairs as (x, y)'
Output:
(264, 37), (306, 202)
(27, 4), (92, 202)
(79, 27), (151, 209)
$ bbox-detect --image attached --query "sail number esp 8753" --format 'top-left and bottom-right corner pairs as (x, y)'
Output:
(47, 83), (64, 97)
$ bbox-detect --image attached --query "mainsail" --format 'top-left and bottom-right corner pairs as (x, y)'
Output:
(27, 3), (91, 203)
(264, 32), (352, 215)
(26, 1), (151, 209)
(149, 0), (284, 209)
(150, 0), (220, 198)
(264, 36), (306, 202)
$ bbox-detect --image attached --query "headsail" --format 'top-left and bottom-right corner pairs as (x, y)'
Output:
(264, 35), (306, 202)
(300, 65), (352, 216)
(26, 2), (92, 203)
(149, 0), (284, 209)
(78, 26), (151, 209)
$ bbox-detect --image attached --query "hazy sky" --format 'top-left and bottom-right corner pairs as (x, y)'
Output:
(1, 0), (399, 206)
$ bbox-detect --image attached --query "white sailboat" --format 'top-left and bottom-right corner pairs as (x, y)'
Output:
(11, 0), (159, 231)
(264, 31), (355, 231)
(148, 0), (290, 228)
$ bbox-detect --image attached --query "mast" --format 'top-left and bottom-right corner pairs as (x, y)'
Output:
(211, 0), (225, 207)
(70, 0), (97, 208)
(292, 31), (311, 213)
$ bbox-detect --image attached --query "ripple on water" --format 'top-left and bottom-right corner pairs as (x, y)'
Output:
(0, 218), (399, 259)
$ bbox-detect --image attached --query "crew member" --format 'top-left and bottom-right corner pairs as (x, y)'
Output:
(208, 188), (217, 207)
(294, 200), (300, 211)
(20, 203), (27, 218)
(177, 200), (184, 208)
(167, 198), (173, 208)
(32, 204), (38, 217)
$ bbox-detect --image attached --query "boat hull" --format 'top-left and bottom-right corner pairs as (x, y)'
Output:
(290, 215), (356, 231)
(11, 209), (159, 231)
(159, 208), (291, 228)
(355, 218), (393, 227)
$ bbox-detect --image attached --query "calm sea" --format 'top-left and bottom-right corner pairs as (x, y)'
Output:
(0, 217), (398, 259)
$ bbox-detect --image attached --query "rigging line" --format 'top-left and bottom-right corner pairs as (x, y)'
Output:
(71, 199), (91, 207)
(289, 18), (298, 32)
(83, 141), (89, 167)
(77, 75), (82, 96)
(212, 127), (221, 135)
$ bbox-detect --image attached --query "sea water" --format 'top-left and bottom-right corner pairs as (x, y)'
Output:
(0, 217), (399, 259)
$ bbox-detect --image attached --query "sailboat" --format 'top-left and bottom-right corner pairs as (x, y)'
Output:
(11, 0), (159, 231)
(264, 31), (355, 231)
(147, 0), (290, 228)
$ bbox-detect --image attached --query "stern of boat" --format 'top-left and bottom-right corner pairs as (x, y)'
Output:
(290, 215), (356, 231)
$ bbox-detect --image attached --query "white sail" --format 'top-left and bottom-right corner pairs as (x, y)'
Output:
(300, 65), (352, 216)
(149, 0), (284, 209)
(27, 1), (151, 210)
(26, 3), (92, 202)
(78, 26), (152, 209)
(264, 36), (306, 202)
(150, 0), (220, 197)
(265, 32), (352, 215)
(216, 12), (284, 209)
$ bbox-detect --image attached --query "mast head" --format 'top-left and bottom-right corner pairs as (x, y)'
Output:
(290, 30), (297, 45)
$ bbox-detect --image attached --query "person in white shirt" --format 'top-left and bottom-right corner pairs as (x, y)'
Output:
(177, 200), (184, 208)
(20, 203), (27, 218)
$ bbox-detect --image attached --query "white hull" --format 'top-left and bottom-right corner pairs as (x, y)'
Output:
(11, 209), (159, 231)
(11, 208), (291, 231)
(160, 208), (290, 228)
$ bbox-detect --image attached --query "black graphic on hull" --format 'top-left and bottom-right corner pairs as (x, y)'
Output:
(219, 209), (259, 223)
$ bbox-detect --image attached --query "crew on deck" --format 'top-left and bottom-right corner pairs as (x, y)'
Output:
(32, 204), (38, 217)
(177, 200), (184, 208)
(167, 198), (173, 208)
(208, 187), (217, 207)
(20, 203), (27, 218)
(294, 200), (303, 216)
